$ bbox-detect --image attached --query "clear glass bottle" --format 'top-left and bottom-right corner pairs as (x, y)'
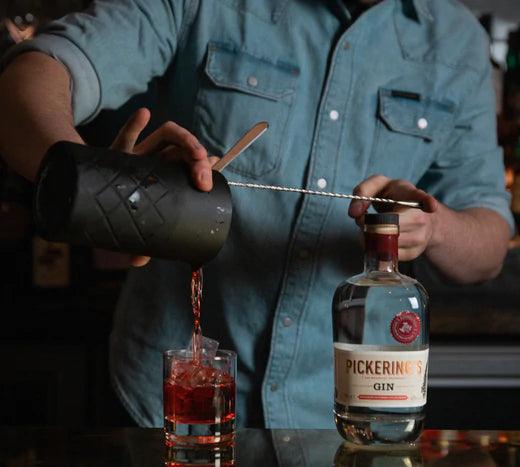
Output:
(332, 213), (429, 445)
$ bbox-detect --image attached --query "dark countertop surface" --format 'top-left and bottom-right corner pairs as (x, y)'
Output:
(1, 427), (519, 466)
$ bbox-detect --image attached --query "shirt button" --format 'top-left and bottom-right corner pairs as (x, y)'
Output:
(247, 75), (258, 87)
(270, 383), (278, 392)
(329, 110), (339, 121)
(343, 42), (350, 50)
(417, 117), (428, 130)
(282, 316), (293, 327)
(317, 178), (327, 189)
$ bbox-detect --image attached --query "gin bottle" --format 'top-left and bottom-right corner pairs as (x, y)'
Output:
(332, 213), (429, 445)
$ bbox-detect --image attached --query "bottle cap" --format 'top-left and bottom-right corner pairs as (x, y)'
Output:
(364, 213), (399, 226)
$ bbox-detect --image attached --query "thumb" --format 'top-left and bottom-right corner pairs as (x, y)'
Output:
(111, 108), (151, 153)
(418, 192), (438, 214)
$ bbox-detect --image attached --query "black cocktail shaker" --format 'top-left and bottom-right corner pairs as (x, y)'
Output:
(33, 142), (232, 267)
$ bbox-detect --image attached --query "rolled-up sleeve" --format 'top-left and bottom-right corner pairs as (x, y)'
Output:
(2, 34), (101, 124)
(1, 0), (195, 125)
(418, 36), (515, 235)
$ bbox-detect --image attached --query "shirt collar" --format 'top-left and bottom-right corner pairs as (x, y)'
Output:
(411, 0), (434, 22)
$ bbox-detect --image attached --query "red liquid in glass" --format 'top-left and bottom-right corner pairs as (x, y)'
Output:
(163, 268), (235, 426)
(164, 361), (236, 425)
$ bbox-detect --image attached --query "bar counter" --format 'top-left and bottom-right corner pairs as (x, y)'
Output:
(2, 427), (519, 466)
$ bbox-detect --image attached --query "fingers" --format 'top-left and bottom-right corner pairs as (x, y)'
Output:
(130, 255), (151, 267)
(348, 175), (438, 219)
(348, 175), (391, 218)
(348, 176), (439, 262)
(158, 148), (220, 167)
(134, 121), (204, 155)
(111, 108), (151, 152)
(394, 208), (435, 261)
(134, 121), (212, 191)
(378, 180), (438, 214)
(417, 192), (437, 213)
(159, 146), (213, 191)
(398, 234), (428, 261)
(5, 18), (23, 43)
(398, 246), (424, 262)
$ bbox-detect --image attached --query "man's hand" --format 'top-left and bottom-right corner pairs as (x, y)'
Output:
(111, 108), (218, 267)
(111, 108), (217, 190)
(348, 175), (439, 261)
(348, 174), (510, 283)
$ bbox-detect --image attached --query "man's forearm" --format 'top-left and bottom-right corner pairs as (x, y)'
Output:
(0, 52), (83, 181)
(426, 205), (511, 284)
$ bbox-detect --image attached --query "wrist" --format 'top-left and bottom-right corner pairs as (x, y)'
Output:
(425, 203), (446, 253)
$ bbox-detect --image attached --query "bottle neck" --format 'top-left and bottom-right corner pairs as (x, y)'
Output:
(364, 231), (399, 273)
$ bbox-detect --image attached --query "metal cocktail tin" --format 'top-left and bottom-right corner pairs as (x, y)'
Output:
(33, 142), (232, 267)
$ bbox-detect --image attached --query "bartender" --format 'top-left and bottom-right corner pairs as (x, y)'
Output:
(0, 0), (513, 428)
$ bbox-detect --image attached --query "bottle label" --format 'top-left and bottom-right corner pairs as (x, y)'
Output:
(334, 344), (428, 408)
(390, 311), (421, 344)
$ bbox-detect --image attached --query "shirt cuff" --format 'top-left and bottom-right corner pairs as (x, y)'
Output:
(0, 34), (101, 125)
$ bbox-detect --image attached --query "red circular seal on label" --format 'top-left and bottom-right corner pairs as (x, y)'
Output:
(390, 311), (421, 344)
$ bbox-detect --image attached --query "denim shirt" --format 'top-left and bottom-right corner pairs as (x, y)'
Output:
(4, 0), (514, 428)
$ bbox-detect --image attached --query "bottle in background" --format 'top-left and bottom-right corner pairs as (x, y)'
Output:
(512, 140), (520, 228)
(332, 213), (429, 445)
(505, 26), (520, 127)
(32, 237), (70, 288)
(505, 26), (520, 232)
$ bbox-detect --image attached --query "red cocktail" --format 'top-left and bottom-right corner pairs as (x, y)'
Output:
(164, 358), (235, 426)
(163, 349), (236, 446)
(163, 269), (236, 465)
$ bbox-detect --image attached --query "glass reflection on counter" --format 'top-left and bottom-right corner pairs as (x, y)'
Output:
(165, 441), (235, 466)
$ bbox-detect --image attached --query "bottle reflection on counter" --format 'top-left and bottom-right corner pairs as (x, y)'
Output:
(333, 443), (422, 467)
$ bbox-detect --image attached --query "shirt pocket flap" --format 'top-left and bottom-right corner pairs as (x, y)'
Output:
(205, 42), (299, 101)
(378, 88), (456, 142)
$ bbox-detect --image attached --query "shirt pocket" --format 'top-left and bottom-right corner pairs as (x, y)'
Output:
(193, 41), (299, 179)
(367, 88), (456, 181)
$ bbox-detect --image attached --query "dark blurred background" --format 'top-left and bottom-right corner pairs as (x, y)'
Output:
(0, 0), (519, 430)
